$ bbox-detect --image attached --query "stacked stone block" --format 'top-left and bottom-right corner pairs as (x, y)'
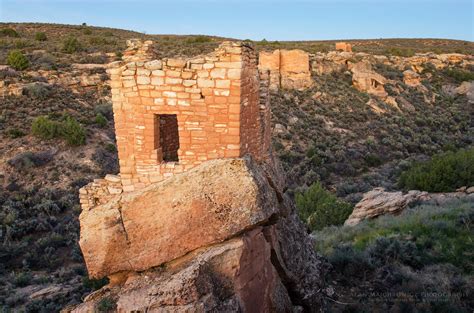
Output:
(79, 175), (123, 211)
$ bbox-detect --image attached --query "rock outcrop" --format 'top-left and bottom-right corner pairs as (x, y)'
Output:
(350, 61), (388, 98)
(345, 187), (474, 226)
(71, 157), (327, 312)
(344, 187), (428, 226)
(455, 81), (474, 104)
(311, 52), (351, 75)
(403, 69), (421, 87)
(0, 65), (109, 97)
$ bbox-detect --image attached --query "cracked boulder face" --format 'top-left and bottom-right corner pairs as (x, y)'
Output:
(79, 158), (285, 278)
(74, 157), (327, 312)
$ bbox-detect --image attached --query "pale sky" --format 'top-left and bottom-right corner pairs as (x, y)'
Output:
(1, 0), (473, 41)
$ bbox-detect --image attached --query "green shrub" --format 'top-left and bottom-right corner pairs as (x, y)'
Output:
(364, 153), (383, 167)
(6, 128), (26, 138)
(295, 182), (353, 231)
(445, 68), (474, 83)
(94, 103), (113, 120)
(62, 37), (81, 53)
(31, 116), (86, 146)
(14, 272), (32, 287)
(0, 28), (19, 37)
(7, 50), (29, 70)
(14, 39), (31, 49)
(95, 113), (108, 128)
(83, 28), (93, 35)
(399, 148), (474, 192)
(31, 116), (61, 140)
(62, 116), (86, 146)
(34, 32), (47, 41)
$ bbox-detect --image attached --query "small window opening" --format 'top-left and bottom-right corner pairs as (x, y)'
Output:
(372, 79), (380, 88)
(155, 114), (179, 162)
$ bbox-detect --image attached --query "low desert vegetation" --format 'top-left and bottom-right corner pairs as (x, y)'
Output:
(32, 116), (86, 146)
(384, 47), (415, 57)
(445, 68), (474, 83)
(6, 50), (29, 70)
(94, 113), (108, 128)
(399, 147), (474, 192)
(62, 37), (81, 54)
(296, 182), (352, 231)
(314, 198), (473, 312)
(34, 31), (47, 41)
(271, 67), (472, 202)
(0, 28), (20, 38)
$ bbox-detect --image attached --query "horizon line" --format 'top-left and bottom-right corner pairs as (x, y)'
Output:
(2, 21), (473, 43)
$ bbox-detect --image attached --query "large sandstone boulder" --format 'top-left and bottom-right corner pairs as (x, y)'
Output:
(345, 187), (428, 226)
(437, 53), (466, 64)
(350, 61), (388, 98)
(345, 187), (474, 226)
(75, 157), (327, 312)
(311, 52), (351, 75)
(280, 49), (313, 90)
(73, 214), (326, 312)
(80, 158), (284, 278)
(403, 70), (421, 87)
(455, 81), (474, 104)
(72, 228), (293, 313)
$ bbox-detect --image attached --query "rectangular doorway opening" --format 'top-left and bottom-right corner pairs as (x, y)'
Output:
(156, 114), (179, 162)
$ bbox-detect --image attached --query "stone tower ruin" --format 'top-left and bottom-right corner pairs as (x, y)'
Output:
(79, 40), (272, 209)
(74, 40), (327, 312)
(111, 40), (271, 192)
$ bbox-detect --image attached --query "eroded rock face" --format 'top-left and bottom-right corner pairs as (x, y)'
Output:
(73, 228), (293, 313)
(73, 215), (325, 313)
(350, 61), (388, 98)
(75, 157), (327, 312)
(403, 70), (421, 87)
(345, 187), (428, 226)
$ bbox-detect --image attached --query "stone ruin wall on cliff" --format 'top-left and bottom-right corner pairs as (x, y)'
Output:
(80, 40), (274, 210)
